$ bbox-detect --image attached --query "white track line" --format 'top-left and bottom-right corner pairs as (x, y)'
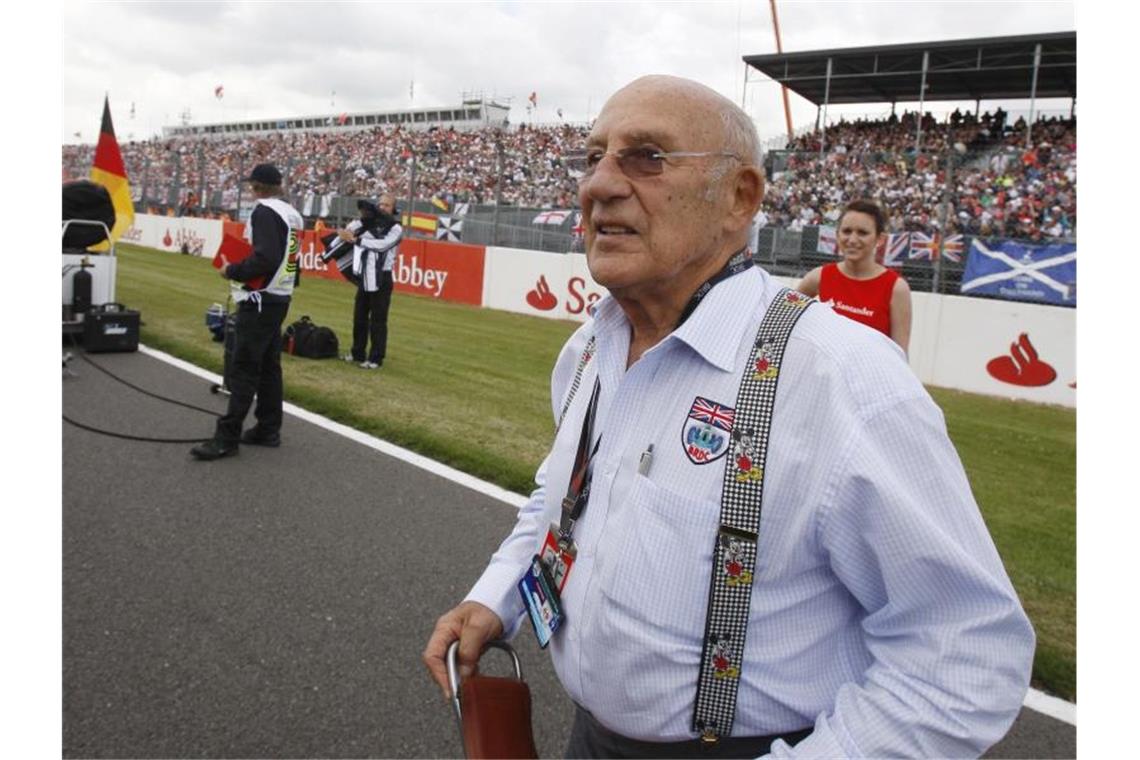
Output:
(139, 343), (1076, 727)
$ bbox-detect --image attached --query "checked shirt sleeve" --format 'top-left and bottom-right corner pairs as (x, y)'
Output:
(766, 395), (1035, 758)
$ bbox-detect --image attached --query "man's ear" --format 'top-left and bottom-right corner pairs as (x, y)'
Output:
(725, 166), (764, 234)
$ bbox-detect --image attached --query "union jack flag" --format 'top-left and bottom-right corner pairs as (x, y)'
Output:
(688, 397), (735, 431)
(881, 232), (910, 267)
(909, 231), (938, 260)
(942, 234), (965, 263)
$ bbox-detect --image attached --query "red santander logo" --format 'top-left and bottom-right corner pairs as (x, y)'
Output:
(986, 333), (1057, 387)
(526, 275), (558, 311)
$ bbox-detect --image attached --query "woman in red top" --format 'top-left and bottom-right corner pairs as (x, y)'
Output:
(797, 199), (913, 354)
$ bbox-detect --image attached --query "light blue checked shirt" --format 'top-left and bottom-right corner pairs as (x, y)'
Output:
(467, 266), (1034, 758)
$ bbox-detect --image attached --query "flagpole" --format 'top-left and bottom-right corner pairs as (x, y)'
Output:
(769, 0), (795, 143)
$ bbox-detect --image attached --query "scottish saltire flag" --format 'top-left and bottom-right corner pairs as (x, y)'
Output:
(960, 239), (1077, 305)
(89, 96), (134, 245)
(881, 233), (910, 266)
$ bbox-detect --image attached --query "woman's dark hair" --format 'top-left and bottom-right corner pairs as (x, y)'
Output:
(839, 199), (888, 235)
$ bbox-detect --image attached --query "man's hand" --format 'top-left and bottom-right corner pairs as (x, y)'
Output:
(336, 229), (356, 242)
(422, 601), (504, 699)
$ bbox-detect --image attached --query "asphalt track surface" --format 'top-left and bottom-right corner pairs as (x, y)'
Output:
(62, 347), (1075, 759)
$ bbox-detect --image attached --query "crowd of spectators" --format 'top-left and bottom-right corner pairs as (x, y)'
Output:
(61, 108), (1075, 243)
(765, 109), (1076, 241)
(61, 122), (589, 215)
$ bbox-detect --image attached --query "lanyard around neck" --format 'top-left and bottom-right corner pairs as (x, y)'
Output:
(558, 378), (601, 542)
(675, 247), (754, 329)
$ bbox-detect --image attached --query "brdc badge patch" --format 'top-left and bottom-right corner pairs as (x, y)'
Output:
(682, 396), (734, 465)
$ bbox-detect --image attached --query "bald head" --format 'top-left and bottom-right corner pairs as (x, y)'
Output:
(578, 75), (766, 308)
(611, 76), (760, 167)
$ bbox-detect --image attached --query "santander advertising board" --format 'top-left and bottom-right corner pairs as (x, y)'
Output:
(483, 247), (605, 322)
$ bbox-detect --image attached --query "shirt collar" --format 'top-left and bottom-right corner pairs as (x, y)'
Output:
(589, 266), (770, 374)
(671, 266), (768, 373)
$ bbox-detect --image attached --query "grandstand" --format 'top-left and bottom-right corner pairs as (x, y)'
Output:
(743, 31), (1076, 294)
(60, 31), (1076, 298)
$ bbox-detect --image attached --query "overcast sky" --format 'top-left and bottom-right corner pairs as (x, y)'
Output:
(61, 0), (1075, 146)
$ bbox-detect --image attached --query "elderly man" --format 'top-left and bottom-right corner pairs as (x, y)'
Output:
(423, 76), (1034, 758)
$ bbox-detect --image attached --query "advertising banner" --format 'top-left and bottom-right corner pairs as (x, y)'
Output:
(392, 239), (485, 305)
(482, 247), (607, 322)
(124, 214), (223, 258)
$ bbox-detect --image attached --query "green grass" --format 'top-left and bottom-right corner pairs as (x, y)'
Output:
(113, 244), (1076, 701)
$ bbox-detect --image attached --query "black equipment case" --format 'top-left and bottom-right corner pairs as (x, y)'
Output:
(83, 303), (140, 353)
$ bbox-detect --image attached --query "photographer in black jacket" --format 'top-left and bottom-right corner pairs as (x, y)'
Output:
(337, 193), (403, 369)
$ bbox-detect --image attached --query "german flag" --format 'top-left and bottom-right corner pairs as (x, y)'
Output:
(89, 96), (134, 245)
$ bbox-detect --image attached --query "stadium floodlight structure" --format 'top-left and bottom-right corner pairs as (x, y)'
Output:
(742, 31), (1076, 152)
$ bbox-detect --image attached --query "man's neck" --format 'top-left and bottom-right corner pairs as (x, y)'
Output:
(614, 246), (741, 368)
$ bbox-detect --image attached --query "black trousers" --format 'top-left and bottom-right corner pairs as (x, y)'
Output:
(214, 299), (289, 444)
(351, 273), (393, 364)
(564, 706), (811, 759)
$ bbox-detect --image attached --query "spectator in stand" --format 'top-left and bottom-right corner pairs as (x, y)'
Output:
(796, 199), (913, 354)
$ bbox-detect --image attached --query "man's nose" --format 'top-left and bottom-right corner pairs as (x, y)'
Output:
(580, 154), (633, 202)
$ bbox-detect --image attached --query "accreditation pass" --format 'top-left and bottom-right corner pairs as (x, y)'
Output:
(518, 555), (564, 648)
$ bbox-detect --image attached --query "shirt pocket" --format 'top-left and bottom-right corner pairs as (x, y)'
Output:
(597, 474), (720, 639)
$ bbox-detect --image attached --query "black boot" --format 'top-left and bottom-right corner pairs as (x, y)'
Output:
(191, 439), (239, 461)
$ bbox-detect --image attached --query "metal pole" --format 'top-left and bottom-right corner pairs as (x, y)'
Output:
(933, 120), (953, 294)
(406, 155), (417, 236)
(769, 0), (795, 143)
(741, 62), (748, 110)
(197, 144), (206, 217)
(1026, 43), (1042, 148)
(492, 138), (504, 246)
(916, 50), (929, 152)
(819, 57), (832, 157)
(173, 152), (183, 215)
(141, 156), (150, 210)
(235, 157), (244, 221)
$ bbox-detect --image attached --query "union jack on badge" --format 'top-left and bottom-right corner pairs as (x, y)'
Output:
(681, 397), (734, 465)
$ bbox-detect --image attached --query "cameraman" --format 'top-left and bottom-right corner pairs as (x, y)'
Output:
(338, 193), (402, 369)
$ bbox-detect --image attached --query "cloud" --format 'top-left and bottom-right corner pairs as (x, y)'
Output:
(61, 0), (1075, 144)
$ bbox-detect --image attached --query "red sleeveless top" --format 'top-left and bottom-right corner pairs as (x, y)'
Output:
(818, 263), (900, 336)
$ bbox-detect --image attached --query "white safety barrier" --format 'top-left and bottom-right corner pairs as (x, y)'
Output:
(123, 218), (1076, 408)
(122, 214), (223, 259)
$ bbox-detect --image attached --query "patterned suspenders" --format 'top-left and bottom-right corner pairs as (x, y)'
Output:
(692, 288), (815, 744)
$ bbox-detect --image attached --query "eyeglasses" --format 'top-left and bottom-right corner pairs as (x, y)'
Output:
(564, 146), (742, 181)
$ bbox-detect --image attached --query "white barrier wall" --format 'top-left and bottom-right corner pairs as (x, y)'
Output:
(121, 214), (224, 258)
(121, 226), (1075, 408)
(482, 246), (604, 322)
(750, 275), (1074, 407)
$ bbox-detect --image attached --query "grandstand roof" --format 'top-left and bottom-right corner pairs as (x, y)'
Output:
(743, 32), (1076, 106)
